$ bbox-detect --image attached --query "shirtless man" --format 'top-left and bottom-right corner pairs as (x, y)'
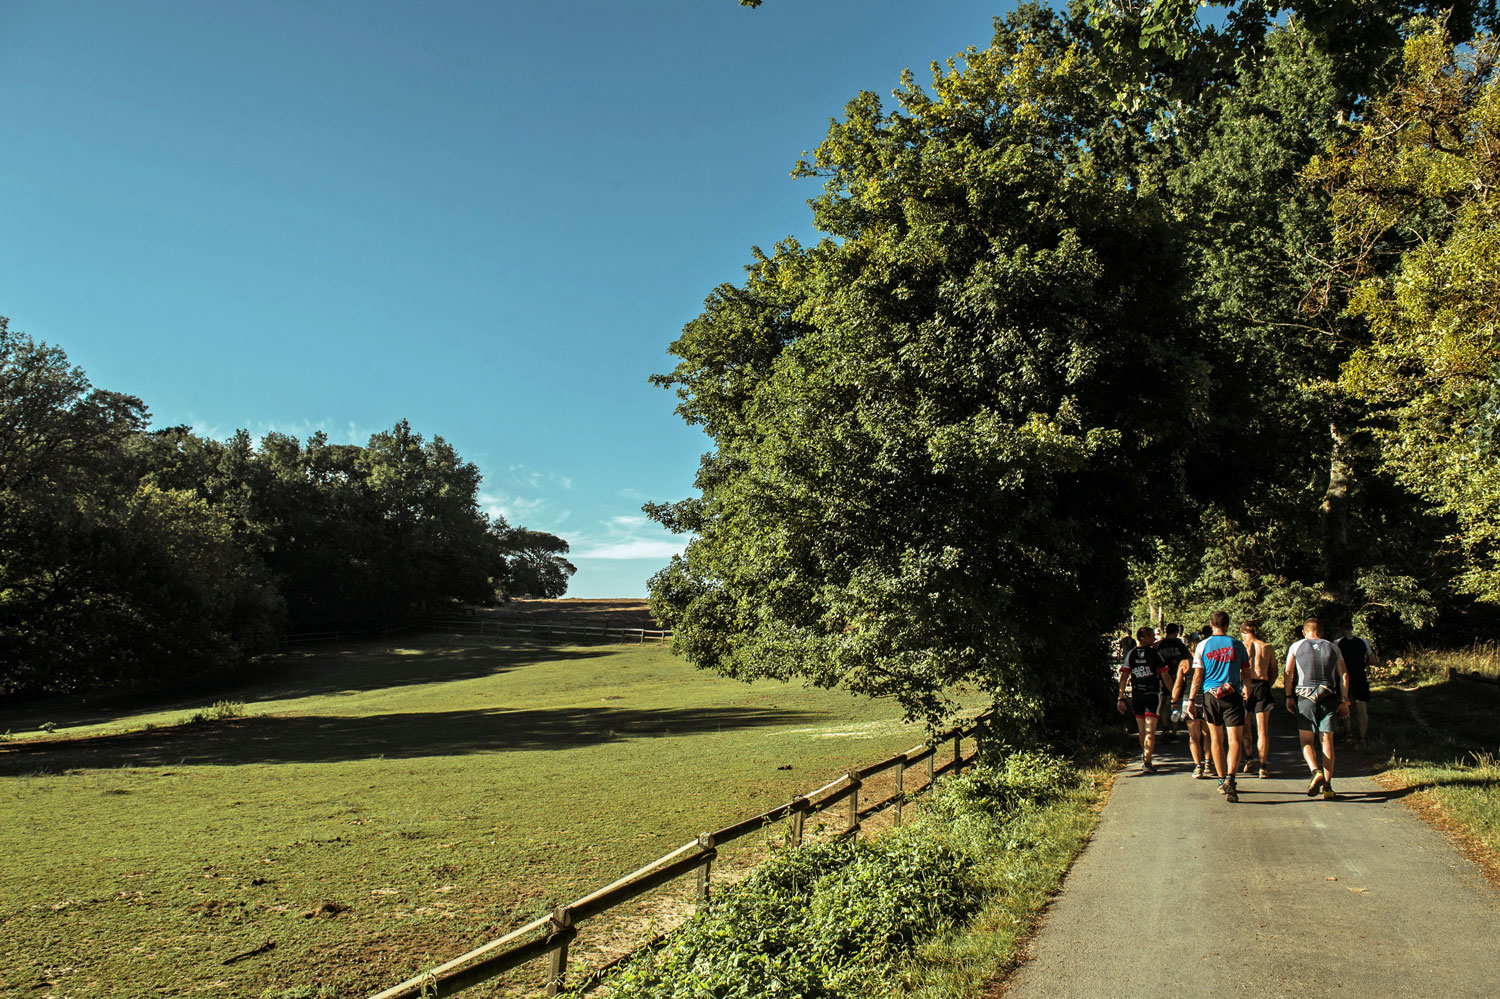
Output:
(1170, 629), (1209, 778)
(1239, 621), (1278, 778)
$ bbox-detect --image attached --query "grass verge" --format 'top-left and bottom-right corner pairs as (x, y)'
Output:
(1367, 646), (1500, 874)
(589, 747), (1112, 999)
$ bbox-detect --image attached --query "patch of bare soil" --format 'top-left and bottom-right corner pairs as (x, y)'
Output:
(478, 599), (659, 630)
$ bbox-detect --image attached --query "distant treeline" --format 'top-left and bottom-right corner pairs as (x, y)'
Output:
(0, 319), (574, 696)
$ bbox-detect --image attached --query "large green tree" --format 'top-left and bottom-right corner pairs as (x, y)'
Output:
(0, 320), (282, 694)
(649, 7), (1200, 728)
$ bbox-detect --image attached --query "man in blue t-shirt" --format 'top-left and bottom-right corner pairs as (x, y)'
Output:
(1188, 610), (1250, 803)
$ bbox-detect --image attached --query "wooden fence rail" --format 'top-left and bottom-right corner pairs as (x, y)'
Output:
(367, 709), (994, 999)
(1449, 667), (1500, 686)
(430, 617), (673, 644)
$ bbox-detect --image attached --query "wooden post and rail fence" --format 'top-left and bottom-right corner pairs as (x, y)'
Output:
(429, 617), (674, 645)
(367, 709), (994, 999)
(1448, 667), (1500, 686)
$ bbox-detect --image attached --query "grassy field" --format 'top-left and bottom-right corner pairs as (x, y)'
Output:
(0, 634), (956, 998)
(1368, 646), (1500, 873)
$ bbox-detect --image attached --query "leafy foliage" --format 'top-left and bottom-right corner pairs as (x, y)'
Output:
(605, 750), (1081, 999)
(1314, 29), (1500, 601)
(0, 320), (573, 694)
(648, 7), (1197, 730)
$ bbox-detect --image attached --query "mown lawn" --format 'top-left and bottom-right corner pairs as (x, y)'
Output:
(0, 636), (949, 998)
(1369, 647), (1500, 868)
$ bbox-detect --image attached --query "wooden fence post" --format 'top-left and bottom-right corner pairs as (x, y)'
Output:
(790, 797), (807, 846)
(926, 748), (935, 785)
(953, 731), (963, 774)
(846, 772), (860, 836)
(696, 833), (715, 906)
(894, 757), (905, 827)
(545, 907), (574, 996)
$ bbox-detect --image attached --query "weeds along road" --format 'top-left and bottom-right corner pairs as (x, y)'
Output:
(1000, 723), (1500, 998)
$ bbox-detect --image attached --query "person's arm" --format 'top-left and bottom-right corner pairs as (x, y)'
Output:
(1284, 648), (1298, 713)
(1117, 665), (1129, 714)
(1171, 661), (1188, 701)
(1333, 647), (1350, 718)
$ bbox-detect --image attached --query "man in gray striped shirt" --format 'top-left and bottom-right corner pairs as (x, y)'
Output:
(1284, 616), (1351, 799)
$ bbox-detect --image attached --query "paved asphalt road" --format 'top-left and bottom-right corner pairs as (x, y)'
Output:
(1000, 717), (1500, 998)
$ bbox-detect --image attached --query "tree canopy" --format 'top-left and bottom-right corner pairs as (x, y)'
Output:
(657, 2), (1500, 728)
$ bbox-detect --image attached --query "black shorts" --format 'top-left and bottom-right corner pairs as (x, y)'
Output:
(1245, 679), (1275, 713)
(1347, 674), (1370, 702)
(1202, 687), (1246, 727)
(1130, 688), (1161, 718)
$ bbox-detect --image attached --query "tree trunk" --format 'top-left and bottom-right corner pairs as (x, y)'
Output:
(1319, 419), (1354, 606)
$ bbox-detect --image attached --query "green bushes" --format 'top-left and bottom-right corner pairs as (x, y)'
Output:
(602, 750), (1083, 999)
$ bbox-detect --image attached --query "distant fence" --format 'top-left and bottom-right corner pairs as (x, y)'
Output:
(367, 709), (994, 999)
(430, 617), (673, 645)
(1449, 667), (1500, 686)
(278, 623), (423, 647)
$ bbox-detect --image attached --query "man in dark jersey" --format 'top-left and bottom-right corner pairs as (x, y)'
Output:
(1189, 610), (1249, 802)
(1154, 623), (1191, 743)
(1336, 619), (1375, 749)
(1117, 626), (1171, 772)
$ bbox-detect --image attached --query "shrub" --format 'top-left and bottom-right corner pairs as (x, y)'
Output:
(602, 748), (1079, 998)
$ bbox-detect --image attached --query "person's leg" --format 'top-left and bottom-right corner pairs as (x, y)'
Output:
(1143, 714), (1158, 765)
(1356, 700), (1369, 741)
(1300, 730), (1322, 791)
(1135, 715), (1148, 760)
(1186, 719), (1204, 769)
(1256, 706), (1271, 767)
(1320, 726), (1338, 798)
(1208, 723), (1227, 780)
(1226, 723), (1244, 778)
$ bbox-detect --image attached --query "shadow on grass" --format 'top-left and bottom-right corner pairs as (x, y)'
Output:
(0, 705), (821, 773)
(0, 638), (616, 732)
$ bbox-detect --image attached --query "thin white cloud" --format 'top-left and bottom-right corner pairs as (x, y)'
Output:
(569, 510), (691, 561)
(573, 538), (688, 560)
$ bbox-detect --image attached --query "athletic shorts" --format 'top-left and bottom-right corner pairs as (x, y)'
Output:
(1296, 695), (1338, 733)
(1130, 688), (1161, 718)
(1245, 679), (1275, 713)
(1202, 687), (1246, 728)
(1347, 674), (1371, 702)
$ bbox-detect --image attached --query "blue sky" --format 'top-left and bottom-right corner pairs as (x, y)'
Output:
(2, 0), (1008, 597)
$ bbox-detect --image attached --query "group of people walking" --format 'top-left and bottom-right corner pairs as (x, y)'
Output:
(1115, 611), (1375, 804)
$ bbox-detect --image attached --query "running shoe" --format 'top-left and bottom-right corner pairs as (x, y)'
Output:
(1356, 738), (1367, 751)
(1225, 781), (1239, 803)
(1143, 759), (1157, 773)
(1259, 766), (1269, 779)
(1193, 763), (1205, 779)
(1305, 771), (1326, 797)
(1322, 783), (1336, 800)
(1218, 779), (1228, 794)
